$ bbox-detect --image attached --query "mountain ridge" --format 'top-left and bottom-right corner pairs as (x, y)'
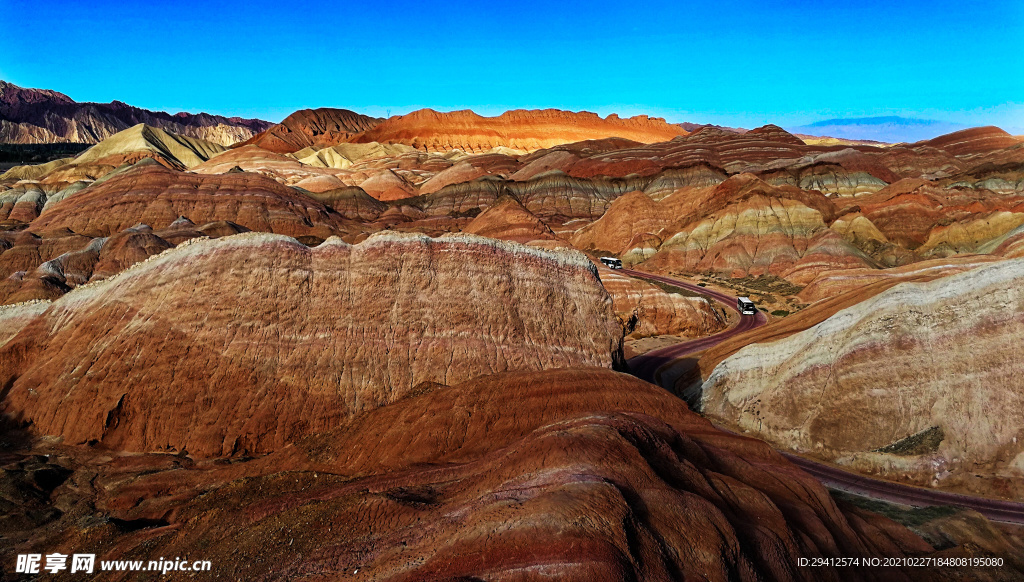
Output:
(0, 80), (272, 146)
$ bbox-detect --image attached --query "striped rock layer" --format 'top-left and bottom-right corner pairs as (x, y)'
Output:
(702, 258), (1024, 498)
(0, 232), (623, 457)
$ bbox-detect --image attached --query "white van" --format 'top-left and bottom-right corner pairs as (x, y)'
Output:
(599, 257), (623, 270)
(737, 297), (756, 315)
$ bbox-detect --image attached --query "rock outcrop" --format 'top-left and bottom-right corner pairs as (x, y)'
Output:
(28, 163), (344, 238)
(237, 108), (383, 153)
(462, 195), (558, 243)
(2, 368), (964, 581)
(351, 108), (689, 152)
(701, 258), (1024, 499)
(0, 232), (624, 457)
(640, 174), (875, 283)
(0, 80), (270, 145)
(571, 190), (673, 255)
(599, 266), (727, 339)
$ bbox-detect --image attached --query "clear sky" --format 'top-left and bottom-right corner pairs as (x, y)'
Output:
(1, 0), (1021, 132)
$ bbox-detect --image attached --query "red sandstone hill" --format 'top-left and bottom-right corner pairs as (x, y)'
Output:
(915, 126), (1020, 156)
(236, 108), (383, 153)
(0, 80), (271, 146)
(27, 162), (345, 238)
(349, 108), (690, 152)
(2, 366), (982, 580)
(0, 232), (623, 457)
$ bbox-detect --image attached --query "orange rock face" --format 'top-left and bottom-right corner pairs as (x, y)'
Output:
(28, 163), (345, 238)
(1, 233), (624, 457)
(2, 368), (956, 581)
(350, 108), (690, 152)
(598, 265), (727, 339)
(236, 108), (383, 153)
(570, 190), (674, 255)
(462, 195), (558, 243)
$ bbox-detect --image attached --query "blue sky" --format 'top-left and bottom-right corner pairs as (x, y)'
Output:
(1, 0), (1021, 133)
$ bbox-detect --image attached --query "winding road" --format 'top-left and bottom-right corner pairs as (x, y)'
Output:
(623, 269), (766, 385)
(622, 268), (1024, 526)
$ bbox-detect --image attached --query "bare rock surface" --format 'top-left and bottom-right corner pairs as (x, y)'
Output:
(702, 258), (1024, 498)
(1, 232), (623, 457)
(351, 108), (689, 152)
(0, 80), (271, 145)
(1, 368), (966, 581)
(599, 265), (727, 339)
(462, 195), (558, 243)
(28, 163), (344, 238)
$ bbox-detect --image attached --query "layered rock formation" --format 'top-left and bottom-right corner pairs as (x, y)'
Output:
(599, 266), (727, 340)
(701, 258), (1024, 498)
(70, 123), (227, 169)
(237, 108), (383, 153)
(28, 163), (344, 237)
(0, 300), (48, 346)
(462, 195), (558, 243)
(0, 232), (623, 457)
(291, 142), (417, 168)
(0, 220), (248, 305)
(916, 126), (1021, 156)
(3, 368), (973, 581)
(0, 80), (270, 145)
(351, 108), (689, 152)
(640, 174), (875, 283)
(571, 190), (673, 256)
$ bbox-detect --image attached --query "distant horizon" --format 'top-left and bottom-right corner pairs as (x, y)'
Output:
(3, 0), (1021, 138)
(3, 77), (1021, 145)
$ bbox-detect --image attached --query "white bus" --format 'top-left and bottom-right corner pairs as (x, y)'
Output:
(737, 297), (757, 315)
(599, 257), (623, 270)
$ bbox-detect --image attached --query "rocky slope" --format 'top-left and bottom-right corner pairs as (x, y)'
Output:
(462, 195), (558, 243)
(0, 232), (623, 457)
(3, 368), (982, 581)
(71, 123), (227, 169)
(640, 174), (876, 283)
(0, 219), (248, 305)
(701, 258), (1024, 499)
(0, 80), (270, 145)
(236, 108), (383, 153)
(599, 265), (727, 340)
(27, 162), (345, 238)
(916, 126), (1021, 156)
(571, 190), (674, 256)
(350, 108), (689, 152)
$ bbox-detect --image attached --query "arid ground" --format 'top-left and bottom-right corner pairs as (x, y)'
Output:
(2, 80), (1024, 580)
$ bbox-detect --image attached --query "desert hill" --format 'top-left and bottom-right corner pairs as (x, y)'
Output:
(914, 126), (1020, 156)
(3, 105), (1024, 579)
(72, 123), (227, 168)
(28, 161), (344, 237)
(237, 107), (383, 153)
(0, 80), (270, 145)
(2, 120), (1024, 291)
(1, 366), (965, 580)
(350, 108), (690, 152)
(0, 232), (623, 456)
(462, 195), (559, 243)
(702, 257), (1024, 499)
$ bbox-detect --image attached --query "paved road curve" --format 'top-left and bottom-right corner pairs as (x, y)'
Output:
(623, 268), (767, 384)
(783, 453), (1024, 525)
(622, 268), (1024, 526)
